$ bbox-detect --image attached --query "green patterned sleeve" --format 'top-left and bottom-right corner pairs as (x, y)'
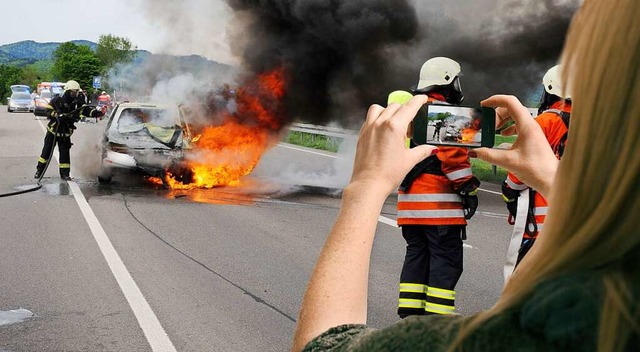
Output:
(302, 324), (372, 352)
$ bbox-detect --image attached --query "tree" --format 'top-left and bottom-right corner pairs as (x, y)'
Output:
(0, 64), (24, 100)
(51, 42), (104, 91)
(96, 34), (137, 72)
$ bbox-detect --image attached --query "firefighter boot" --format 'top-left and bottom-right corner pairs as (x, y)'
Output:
(60, 170), (72, 181)
(34, 169), (43, 179)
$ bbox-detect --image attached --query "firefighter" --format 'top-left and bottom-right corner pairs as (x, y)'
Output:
(501, 65), (572, 278)
(396, 57), (480, 318)
(34, 80), (104, 181)
(432, 120), (444, 142)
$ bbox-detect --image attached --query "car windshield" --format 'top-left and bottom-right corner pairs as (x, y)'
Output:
(51, 86), (64, 95)
(117, 108), (180, 129)
(12, 93), (31, 100)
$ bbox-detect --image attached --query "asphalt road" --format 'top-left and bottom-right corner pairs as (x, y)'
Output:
(0, 109), (513, 351)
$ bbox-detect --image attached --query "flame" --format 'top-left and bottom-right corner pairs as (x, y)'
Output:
(460, 128), (478, 142)
(150, 67), (287, 189)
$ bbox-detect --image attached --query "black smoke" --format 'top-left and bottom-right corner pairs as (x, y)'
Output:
(225, 0), (419, 126)
(225, 0), (580, 126)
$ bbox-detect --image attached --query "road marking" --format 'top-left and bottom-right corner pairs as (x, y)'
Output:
(277, 143), (339, 158)
(478, 188), (501, 195)
(377, 215), (473, 249)
(37, 119), (176, 352)
(480, 211), (508, 219)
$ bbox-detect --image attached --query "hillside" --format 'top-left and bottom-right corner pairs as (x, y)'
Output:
(0, 40), (97, 64)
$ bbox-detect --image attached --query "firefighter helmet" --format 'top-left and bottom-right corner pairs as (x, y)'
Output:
(64, 80), (81, 91)
(542, 65), (571, 99)
(413, 57), (464, 104)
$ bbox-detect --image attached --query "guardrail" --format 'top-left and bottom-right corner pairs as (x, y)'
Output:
(288, 123), (358, 139)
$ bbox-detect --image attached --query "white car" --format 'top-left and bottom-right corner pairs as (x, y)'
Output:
(98, 102), (193, 184)
(7, 92), (35, 113)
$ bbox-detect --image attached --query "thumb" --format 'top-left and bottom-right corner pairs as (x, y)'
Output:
(408, 145), (437, 165)
(471, 147), (513, 170)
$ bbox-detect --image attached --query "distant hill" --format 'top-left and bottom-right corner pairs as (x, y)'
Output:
(0, 40), (231, 75)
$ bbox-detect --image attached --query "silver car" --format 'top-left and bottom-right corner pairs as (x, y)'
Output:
(98, 102), (193, 184)
(7, 92), (35, 113)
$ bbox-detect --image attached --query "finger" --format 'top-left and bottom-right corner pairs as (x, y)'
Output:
(495, 107), (511, 129)
(365, 104), (385, 126)
(376, 102), (404, 124)
(471, 147), (515, 170)
(501, 125), (518, 136)
(386, 94), (429, 127)
(407, 144), (438, 165)
(482, 95), (535, 129)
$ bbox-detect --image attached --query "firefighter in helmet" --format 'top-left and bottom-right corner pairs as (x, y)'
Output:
(396, 57), (480, 318)
(34, 80), (104, 180)
(501, 65), (572, 278)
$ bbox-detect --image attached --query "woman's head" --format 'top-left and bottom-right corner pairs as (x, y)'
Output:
(457, 1), (639, 350)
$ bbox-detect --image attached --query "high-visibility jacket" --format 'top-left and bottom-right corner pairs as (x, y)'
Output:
(397, 94), (474, 226)
(97, 94), (111, 104)
(505, 100), (572, 238)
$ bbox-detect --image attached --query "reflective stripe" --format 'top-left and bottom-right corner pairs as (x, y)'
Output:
(399, 299), (425, 309)
(445, 167), (472, 181)
(427, 287), (455, 300)
(38, 157), (47, 163)
(425, 302), (455, 314)
(59, 163), (71, 169)
(506, 177), (528, 191)
(398, 209), (465, 219)
(398, 193), (461, 202)
(399, 283), (427, 293)
(534, 207), (548, 215)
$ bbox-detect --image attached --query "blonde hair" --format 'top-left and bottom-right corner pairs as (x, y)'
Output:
(454, 0), (640, 350)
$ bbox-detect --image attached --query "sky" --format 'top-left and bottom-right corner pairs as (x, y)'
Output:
(1, 0), (236, 65)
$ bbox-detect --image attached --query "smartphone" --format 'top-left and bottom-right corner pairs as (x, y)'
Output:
(412, 104), (496, 148)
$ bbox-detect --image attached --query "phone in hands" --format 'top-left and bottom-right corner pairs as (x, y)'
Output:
(412, 104), (496, 148)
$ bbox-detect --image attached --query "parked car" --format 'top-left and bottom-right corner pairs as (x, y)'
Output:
(98, 102), (193, 184)
(33, 89), (52, 116)
(10, 84), (30, 93)
(7, 92), (35, 113)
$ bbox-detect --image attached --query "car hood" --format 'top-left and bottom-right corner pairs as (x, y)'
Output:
(11, 98), (32, 103)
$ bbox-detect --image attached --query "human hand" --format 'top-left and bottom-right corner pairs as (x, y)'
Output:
(462, 195), (478, 219)
(349, 95), (438, 195)
(472, 95), (558, 198)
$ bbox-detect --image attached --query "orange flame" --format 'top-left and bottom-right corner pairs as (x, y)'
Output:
(151, 67), (287, 189)
(460, 128), (478, 142)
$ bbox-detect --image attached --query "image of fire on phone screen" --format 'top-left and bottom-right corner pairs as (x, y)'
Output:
(411, 104), (496, 148)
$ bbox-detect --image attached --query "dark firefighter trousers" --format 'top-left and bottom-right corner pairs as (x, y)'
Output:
(398, 225), (464, 318)
(36, 131), (72, 177)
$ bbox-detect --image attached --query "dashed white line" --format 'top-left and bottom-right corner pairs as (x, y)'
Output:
(37, 119), (176, 352)
(277, 143), (340, 158)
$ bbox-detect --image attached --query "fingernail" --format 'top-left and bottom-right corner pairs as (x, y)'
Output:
(468, 150), (477, 158)
(431, 149), (439, 155)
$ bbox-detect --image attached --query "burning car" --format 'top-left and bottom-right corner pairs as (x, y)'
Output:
(98, 102), (193, 184)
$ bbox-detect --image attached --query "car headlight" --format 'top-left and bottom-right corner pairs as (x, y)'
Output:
(9, 101), (16, 107)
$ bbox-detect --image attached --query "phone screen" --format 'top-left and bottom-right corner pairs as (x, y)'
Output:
(412, 104), (495, 148)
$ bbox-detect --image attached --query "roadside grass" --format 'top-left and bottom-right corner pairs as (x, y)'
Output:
(284, 131), (510, 184)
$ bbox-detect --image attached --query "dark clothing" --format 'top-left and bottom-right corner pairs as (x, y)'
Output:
(304, 270), (640, 352)
(35, 91), (101, 177)
(398, 225), (464, 317)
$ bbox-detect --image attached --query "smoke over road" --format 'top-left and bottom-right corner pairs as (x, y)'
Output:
(133, 0), (580, 127)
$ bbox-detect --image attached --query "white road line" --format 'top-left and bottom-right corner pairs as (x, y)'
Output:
(478, 188), (502, 195)
(68, 182), (177, 352)
(277, 143), (339, 158)
(377, 215), (473, 249)
(37, 119), (176, 352)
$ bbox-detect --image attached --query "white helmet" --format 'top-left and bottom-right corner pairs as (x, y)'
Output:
(415, 57), (462, 91)
(64, 80), (81, 91)
(542, 65), (571, 99)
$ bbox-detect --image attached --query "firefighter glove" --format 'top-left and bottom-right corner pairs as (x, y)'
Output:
(462, 194), (478, 219)
(501, 182), (521, 218)
(89, 109), (104, 118)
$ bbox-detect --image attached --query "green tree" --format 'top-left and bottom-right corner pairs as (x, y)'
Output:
(96, 34), (136, 72)
(51, 42), (104, 91)
(0, 64), (24, 101)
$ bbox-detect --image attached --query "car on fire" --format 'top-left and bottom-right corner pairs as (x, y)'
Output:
(98, 102), (193, 184)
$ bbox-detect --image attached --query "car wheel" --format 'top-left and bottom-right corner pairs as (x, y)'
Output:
(98, 174), (113, 184)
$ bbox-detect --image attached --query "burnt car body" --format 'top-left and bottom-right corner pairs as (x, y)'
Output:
(98, 102), (192, 184)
